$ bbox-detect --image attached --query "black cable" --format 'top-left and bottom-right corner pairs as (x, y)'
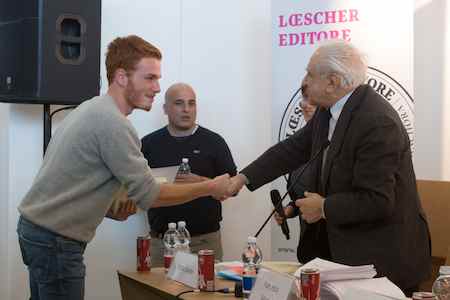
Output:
(217, 288), (232, 293)
(50, 106), (77, 118)
(0, 18), (38, 27)
(175, 288), (233, 298)
(44, 105), (78, 154)
(254, 140), (330, 238)
(254, 161), (311, 237)
(175, 290), (195, 298)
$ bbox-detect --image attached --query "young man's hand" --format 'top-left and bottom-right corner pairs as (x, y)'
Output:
(106, 199), (137, 221)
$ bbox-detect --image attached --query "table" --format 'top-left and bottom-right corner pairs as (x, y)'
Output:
(118, 268), (237, 300)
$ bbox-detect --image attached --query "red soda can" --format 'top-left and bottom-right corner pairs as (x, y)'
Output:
(198, 249), (215, 291)
(298, 268), (320, 300)
(137, 235), (151, 271)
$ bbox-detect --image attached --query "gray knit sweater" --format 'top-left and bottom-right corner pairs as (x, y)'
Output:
(18, 94), (160, 242)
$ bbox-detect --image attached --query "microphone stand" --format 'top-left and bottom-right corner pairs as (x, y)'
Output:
(254, 140), (330, 238)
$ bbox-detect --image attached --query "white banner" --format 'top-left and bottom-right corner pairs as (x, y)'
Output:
(270, 0), (414, 261)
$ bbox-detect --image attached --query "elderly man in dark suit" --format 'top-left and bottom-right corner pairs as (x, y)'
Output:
(229, 40), (431, 295)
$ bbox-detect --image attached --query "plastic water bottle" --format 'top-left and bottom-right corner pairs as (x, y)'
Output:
(176, 221), (191, 253)
(177, 158), (191, 175)
(241, 236), (263, 299)
(162, 222), (179, 272)
(432, 266), (450, 299)
(242, 262), (257, 299)
(242, 236), (263, 270)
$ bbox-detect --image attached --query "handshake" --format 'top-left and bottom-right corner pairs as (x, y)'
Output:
(106, 173), (250, 222)
(207, 173), (248, 201)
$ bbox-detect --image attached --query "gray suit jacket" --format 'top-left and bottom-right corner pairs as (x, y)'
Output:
(241, 84), (431, 290)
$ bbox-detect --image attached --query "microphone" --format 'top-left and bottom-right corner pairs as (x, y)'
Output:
(254, 140), (330, 238)
(271, 189), (290, 240)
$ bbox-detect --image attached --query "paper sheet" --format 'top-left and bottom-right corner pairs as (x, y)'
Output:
(150, 165), (179, 184)
(326, 277), (406, 299)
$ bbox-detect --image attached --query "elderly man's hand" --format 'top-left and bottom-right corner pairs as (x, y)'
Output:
(295, 191), (325, 224)
(274, 205), (296, 225)
(227, 174), (247, 196)
(106, 200), (137, 221)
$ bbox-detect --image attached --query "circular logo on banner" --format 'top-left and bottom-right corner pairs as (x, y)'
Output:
(279, 66), (415, 151)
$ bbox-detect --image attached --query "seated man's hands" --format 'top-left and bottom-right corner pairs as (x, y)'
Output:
(106, 199), (137, 221)
(274, 205), (296, 225)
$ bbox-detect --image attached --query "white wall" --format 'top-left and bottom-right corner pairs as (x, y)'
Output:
(1, 1), (272, 299)
(1, 0), (450, 299)
(8, 105), (44, 300)
(0, 104), (10, 300)
(179, 0), (272, 262)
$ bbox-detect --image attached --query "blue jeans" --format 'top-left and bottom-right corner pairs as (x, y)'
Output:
(17, 216), (87, 300)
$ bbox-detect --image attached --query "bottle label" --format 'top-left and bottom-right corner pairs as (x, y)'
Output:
(164, 254), (174, 270)
(242, 274), (256, 292)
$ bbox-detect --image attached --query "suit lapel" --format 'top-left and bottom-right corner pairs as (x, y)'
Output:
(322, 85), (369, 194)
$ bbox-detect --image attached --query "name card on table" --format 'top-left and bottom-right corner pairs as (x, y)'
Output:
(167, 252), (198, 288)
(249, 268), (297, 300)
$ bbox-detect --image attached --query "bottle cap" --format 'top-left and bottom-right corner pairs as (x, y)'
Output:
(178, 221), (186, 228)
(182, 158), (189, 163)
(439, 266), (450, 275)
(248, 236), (257, 243)
(168, 222), (176, 229)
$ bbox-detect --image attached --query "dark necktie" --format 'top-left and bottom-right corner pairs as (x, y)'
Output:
(318, 108), (332, 145)
(318, 109), (332, 192)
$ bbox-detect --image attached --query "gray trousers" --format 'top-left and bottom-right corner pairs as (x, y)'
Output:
(151, 230), (223, 267)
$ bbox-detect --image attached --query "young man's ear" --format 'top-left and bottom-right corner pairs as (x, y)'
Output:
(114, 68), (128, 87)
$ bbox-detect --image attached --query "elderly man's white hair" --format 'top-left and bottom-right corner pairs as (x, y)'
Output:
(313, 40), (367, 89)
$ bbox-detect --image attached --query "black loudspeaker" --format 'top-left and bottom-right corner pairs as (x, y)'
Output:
(0, 0), (101, 105)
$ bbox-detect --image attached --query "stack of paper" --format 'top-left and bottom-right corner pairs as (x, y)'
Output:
(294, 258), (406, 300)
(323, 277), (406, 300)
(294, 258), (376, 282)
